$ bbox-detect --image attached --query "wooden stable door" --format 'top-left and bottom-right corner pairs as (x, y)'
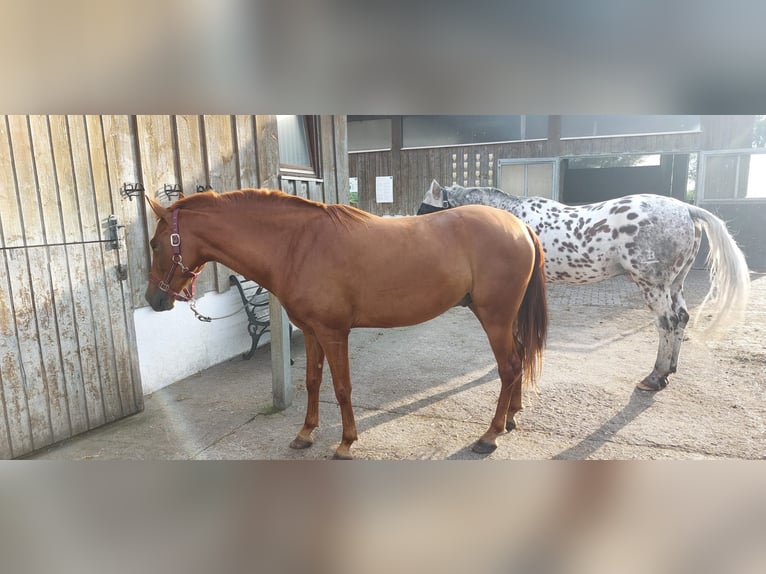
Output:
(0, 116), (143, 458)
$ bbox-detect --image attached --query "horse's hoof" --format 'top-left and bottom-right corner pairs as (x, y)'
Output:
(636, 375), (669, 392)
(289, 436), (314, 450)
(506, 419), (517, 432)
(472, 439), (498, 454)
(332, 451), (353, 460)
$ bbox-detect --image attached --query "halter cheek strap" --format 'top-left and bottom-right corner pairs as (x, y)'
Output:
(149, 208), (200, 302)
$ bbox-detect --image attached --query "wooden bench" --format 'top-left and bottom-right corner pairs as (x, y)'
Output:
(229, 275), (292, 361)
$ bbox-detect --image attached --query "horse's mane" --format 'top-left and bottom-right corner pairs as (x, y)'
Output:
(173, 189), (374, 228)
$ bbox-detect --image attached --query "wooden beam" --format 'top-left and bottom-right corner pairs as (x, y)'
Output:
(256, 115), (292, 409)
(268, 294), (293, 409)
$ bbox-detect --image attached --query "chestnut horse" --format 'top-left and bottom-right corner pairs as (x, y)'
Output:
(145, 189), (547, 459)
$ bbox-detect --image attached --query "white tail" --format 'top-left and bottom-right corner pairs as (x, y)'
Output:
(688, 205), (751, 334)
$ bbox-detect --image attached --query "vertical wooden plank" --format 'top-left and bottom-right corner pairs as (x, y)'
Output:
(319, 115), (335, 204)
(67, 115), (107, 429)
(235, 115), (259, 188)
(100, 115), (148, 308)
(0, 254), (20, 458)
(101, 114), (144, 413)
(85, 115), (129, 422)
(29, 115), (73, 443)
(203, 115), (240, 293)
(255, 114), (291, 408)
(0, 115), (30, 457)
(357, 152), (368, 212)
(175, 115), (209, 192)
(134, 115), (182, 304)
(48, 115), (92, 435)
(135, 115), (178, 254)
(203, 115), (239, 192)
(174, 115), (215, 295)
(268, 295), (293, 409)
(255, 115), (280, 189)
(334, 116), (349, 205)
(391, 118), (402, 214)
(402, 152), (414, 216)
(7, 115), (53, 450)
(295, 180), (308, 199)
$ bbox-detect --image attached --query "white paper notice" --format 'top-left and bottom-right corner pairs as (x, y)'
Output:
(375, 176), (393, 203)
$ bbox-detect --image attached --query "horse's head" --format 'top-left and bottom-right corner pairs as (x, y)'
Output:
(144, 195), (206, 312)
(417, 179), (452, 215)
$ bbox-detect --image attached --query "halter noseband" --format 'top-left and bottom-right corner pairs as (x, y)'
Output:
(149, 208), (200, 302)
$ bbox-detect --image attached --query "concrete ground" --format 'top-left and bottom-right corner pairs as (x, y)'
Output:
(29, 269), (766, 460)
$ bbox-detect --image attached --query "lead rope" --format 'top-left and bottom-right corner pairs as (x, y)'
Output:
(188, 296), (247, 323)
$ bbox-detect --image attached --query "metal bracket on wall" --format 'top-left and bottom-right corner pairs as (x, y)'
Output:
(160, 183), (183, 201)
(120, 182), (145, 201)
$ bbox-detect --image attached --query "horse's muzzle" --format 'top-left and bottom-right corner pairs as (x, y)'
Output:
(145, 287), (175, 312)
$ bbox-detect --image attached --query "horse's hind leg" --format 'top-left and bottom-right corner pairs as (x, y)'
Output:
(290, 331), (325, 449)
(636, 283), (682, 392)
(668, 276), (692, 375)
(667, 235), (699, 374)
(472, 318), (522, 454)
(505, 354), (524, 432)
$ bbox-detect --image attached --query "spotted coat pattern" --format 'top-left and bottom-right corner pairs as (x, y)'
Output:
(418, 180), (750, 391)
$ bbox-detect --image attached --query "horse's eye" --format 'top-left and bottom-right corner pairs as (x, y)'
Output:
(150, 239), (158, 251)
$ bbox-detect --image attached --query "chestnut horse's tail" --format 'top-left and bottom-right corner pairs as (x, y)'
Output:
(516, 226), (548, 391)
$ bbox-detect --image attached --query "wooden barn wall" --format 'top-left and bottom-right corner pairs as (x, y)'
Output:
(280, 116), (349, 205)
(130, 114), (346, 307)
(0, 114), (345, 458)
(0, 115), (143, 458)
(348, 116), (752, 216)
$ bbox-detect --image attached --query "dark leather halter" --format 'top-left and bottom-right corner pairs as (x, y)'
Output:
(148, 208), (200, 302)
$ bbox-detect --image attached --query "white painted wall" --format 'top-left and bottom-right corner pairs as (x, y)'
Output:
(133, 288), (265, 395)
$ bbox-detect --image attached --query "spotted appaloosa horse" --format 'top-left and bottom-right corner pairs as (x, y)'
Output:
(418, 180), (751, 391)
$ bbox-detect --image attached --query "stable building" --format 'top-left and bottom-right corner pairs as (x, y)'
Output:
(0, 114), (347, 458)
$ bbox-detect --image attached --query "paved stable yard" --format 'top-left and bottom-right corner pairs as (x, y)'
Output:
(29, 270), (766, 460)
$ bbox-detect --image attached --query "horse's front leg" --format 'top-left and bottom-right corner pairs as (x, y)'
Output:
(290, 331), (325, 450)
(317, 329), (357, 459)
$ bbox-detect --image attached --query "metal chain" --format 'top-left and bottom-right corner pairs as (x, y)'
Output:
(188, 297), (247, 323)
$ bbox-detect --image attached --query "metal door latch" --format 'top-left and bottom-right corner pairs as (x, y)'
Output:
(106, 215), (124, 250)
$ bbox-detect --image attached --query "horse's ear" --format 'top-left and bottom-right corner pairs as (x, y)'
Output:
(145, 194), (169, 220)
(429, 179), (442, 199)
